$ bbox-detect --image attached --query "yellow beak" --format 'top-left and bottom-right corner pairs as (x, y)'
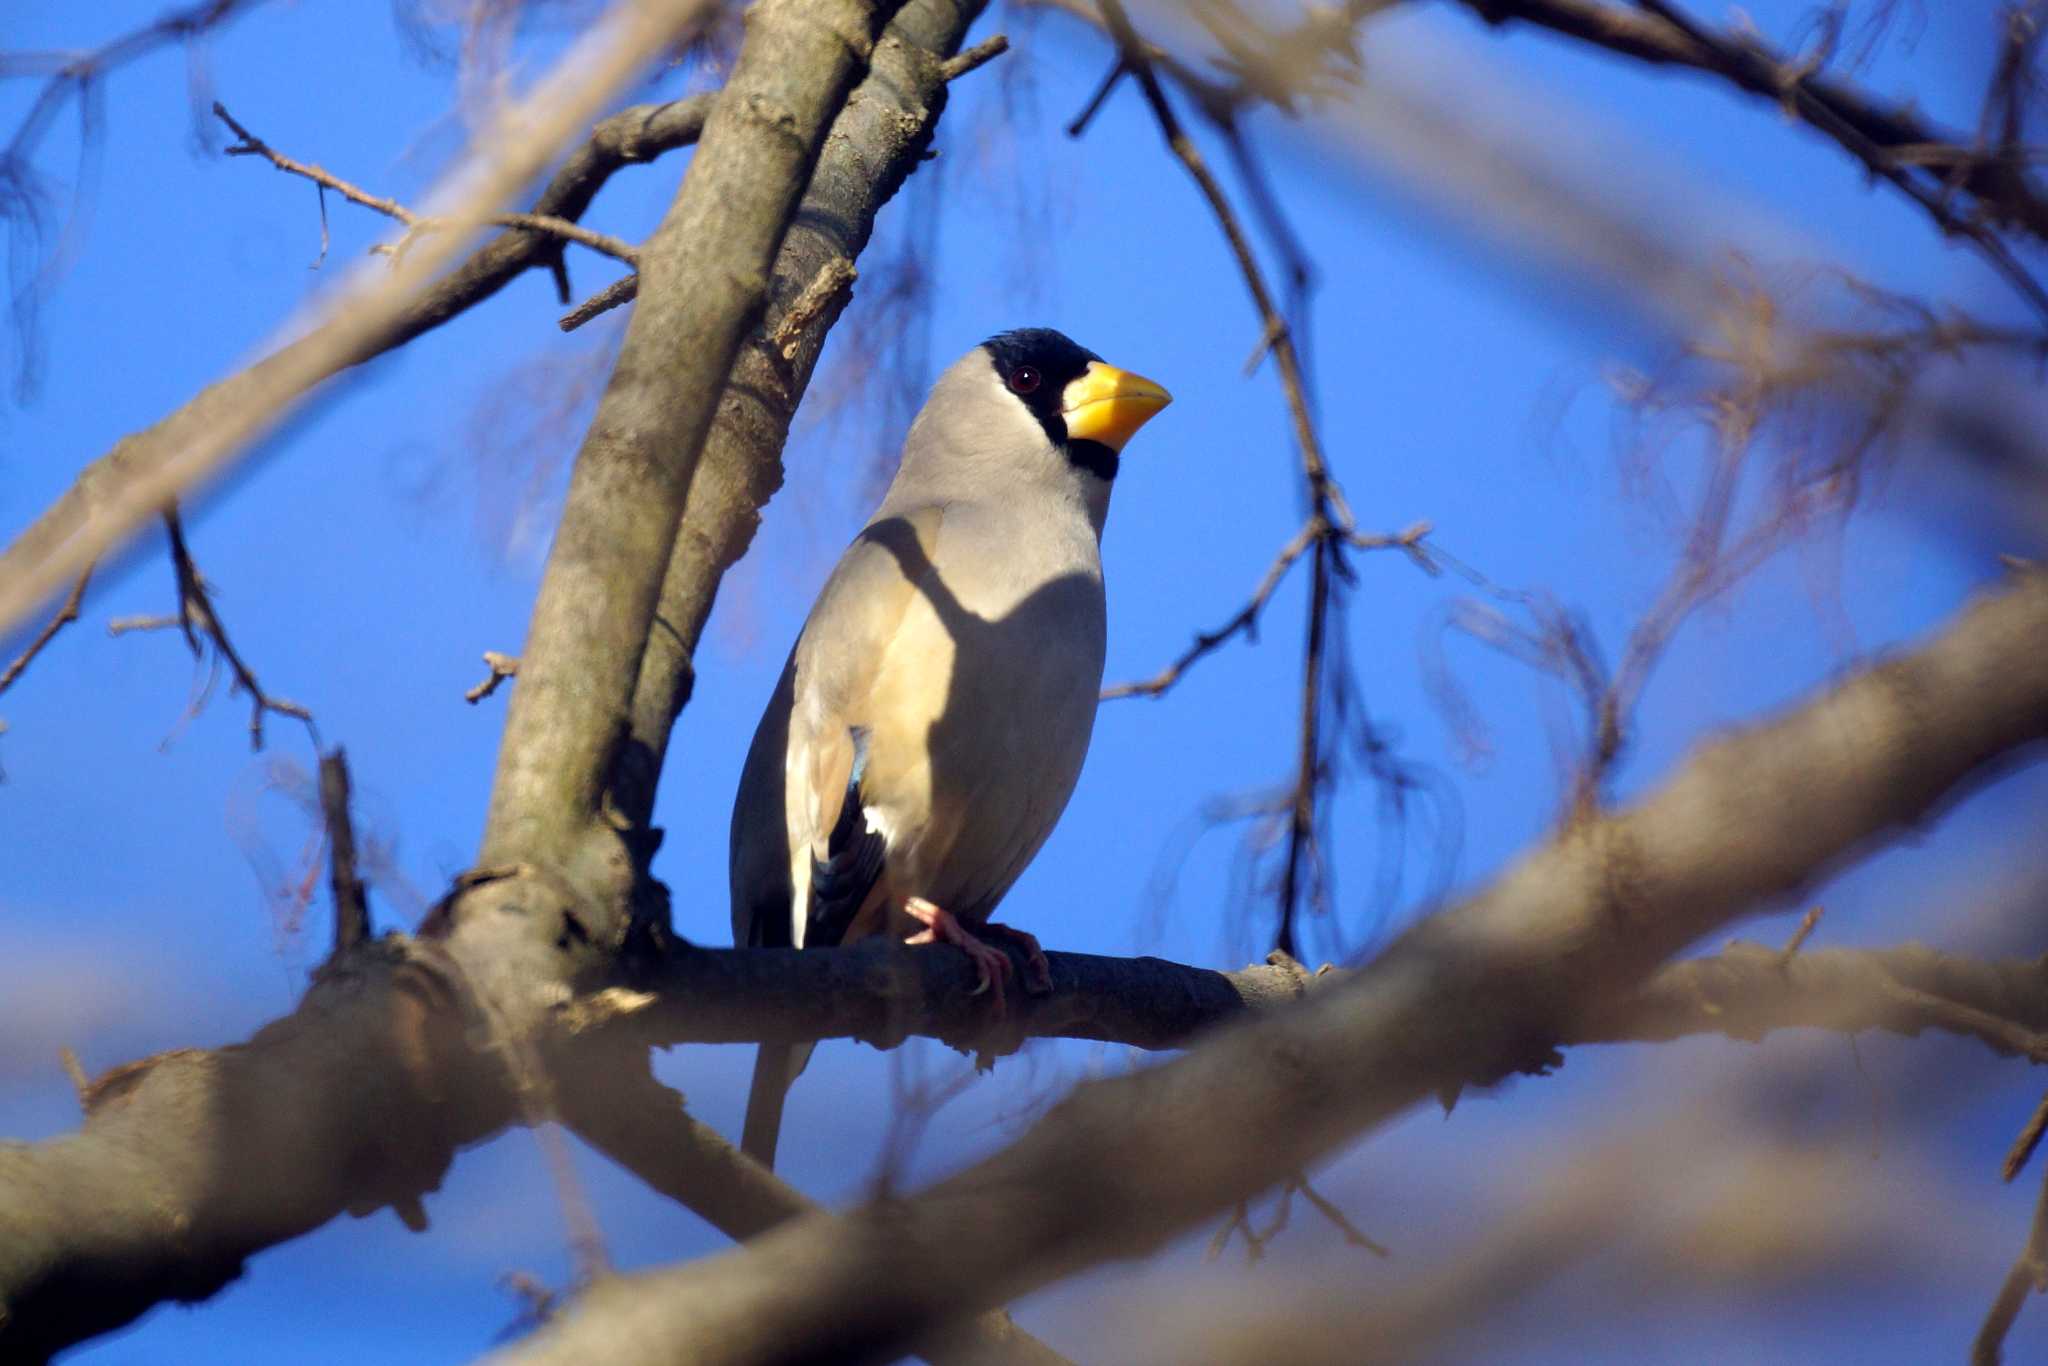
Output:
(1060, 361), (1172, 451)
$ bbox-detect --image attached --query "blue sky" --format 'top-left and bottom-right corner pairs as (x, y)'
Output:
(5, 1), (2047, 1360)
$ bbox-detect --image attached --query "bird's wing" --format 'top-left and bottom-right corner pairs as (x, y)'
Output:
(729, 507), (946, 952)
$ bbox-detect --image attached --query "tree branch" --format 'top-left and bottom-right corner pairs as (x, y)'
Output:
(554, 1057), (1075, 1366)
(475, 0), (900, 904)
(0, 1), (717, 639)
(212, 102), (641, 268)
(1462, 0), (2048, 293)
(0, 941), (509, 1362)
(489, 568), (2048, 1366)
(613, 0), (997, 836)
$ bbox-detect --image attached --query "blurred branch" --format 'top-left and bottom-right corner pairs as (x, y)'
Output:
(0, 940), (509, 1362)
(1, 1), (273, 392)
(492, 569), (2048, 1366)
(1463, 0), (2048, 317)
(105, 508), (315, 752)
(554, 1056), (1075, 1366)
(213, 102), (641, 268)
(13, 573), (2048, 1361)
(1976, 1157), (2048, 1365)
(0, 0), (719, 639)
(320, 748), (371, 953)
(0, 567), (89, 698)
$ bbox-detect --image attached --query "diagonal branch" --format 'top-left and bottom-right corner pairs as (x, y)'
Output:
(212, 102), (641, 269)
(472, 0), (903, 928)
(0, 0), (718, 639)
(613, 0), (1001, 838)
(488, 568), (2048, 1366)
(1465, 0), (2048, 315)
(0, 566), (89, 698)
(554, 1056), (1075, 1366)
(106, 508), (315, 751)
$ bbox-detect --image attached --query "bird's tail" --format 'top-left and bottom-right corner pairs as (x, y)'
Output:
(741, 1040), (815, 1170)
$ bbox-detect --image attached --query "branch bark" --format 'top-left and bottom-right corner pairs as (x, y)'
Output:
(477, 0), (901, 910)
(613, 0), (994, 832)
(0, 943), (506, 1362)
(564, 935), (2048, 1064)
(488, 569), (2048, 1366)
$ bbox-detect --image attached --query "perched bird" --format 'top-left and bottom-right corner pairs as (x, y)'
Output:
(729, 327), (1172, 1168)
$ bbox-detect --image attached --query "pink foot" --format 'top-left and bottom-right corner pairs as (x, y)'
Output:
(976, 921), (1053, 996)
(903, 897), (1013, 1011)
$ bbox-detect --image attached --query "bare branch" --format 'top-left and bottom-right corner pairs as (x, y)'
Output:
(554, 1058), (1075, 1366)
(213, 102), (641, 268)
(106, 509), (315, 751)
(614, 0), (995, 836)
(1975, 1158), (2048, 1365)
(320, 748), (371, 953)
(0, 0), (718, 639)
(465, 651), (520, 704)
(1465, 0), (2048, 315)
(938, 31), (1009, 78)
(475, 0), (901, 907)
(0, 940), (509, 1361)
(491, 570), (2048, 1366)
(0, 567), (89, 698)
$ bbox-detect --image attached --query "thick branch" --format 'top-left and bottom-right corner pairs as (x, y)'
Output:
(554, 1058), (1074, 1366)
(0, 943), (508, 1362)
(477, 0), (898, 902)
(492, 570), (2048, 1366)
(564, 936), (2048, 1064)
(614, 0), (993, 831)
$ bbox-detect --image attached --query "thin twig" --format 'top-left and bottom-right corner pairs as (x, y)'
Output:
(1974, 1157), (2048, 1364)
(1066, 58), (1129, 136)
(465, 651), (521, 704)
(1295, 1171), (1392, 1256)
(1778, 904), (1824, 965)
(939, 32), (1010, 80)
(107, 508), (315, 751)
(319, 748), (370, 954)
(767, 256), (857, 361)
(1102, 518), (1317, 699)
(2004, 1088), (2048, 1185)
(213, 102), (640, 268)
(0, 567), (89, 696)
(559, 273), (639, 332)
(1627, 0), (2048, 324)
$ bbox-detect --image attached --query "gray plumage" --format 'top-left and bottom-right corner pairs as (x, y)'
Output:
(729, 330), (1168, 1168)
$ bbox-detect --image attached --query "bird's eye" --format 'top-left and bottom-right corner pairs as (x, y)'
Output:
(1008, 366), (1042, 395)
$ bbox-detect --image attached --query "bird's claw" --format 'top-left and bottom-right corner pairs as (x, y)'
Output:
(903, 896), (1014, 1012)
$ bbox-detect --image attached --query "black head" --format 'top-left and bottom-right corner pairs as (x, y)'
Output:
(980, 328), (1119, 481)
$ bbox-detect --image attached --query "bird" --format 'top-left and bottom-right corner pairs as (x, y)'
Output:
(728, 327), (1172, 1169)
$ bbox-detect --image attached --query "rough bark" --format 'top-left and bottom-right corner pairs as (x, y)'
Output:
(478, 0), (900, 900)
(488, 570), (2048, 1366)
(613, 0), (991, 830)
(0, 944), (504, 1363)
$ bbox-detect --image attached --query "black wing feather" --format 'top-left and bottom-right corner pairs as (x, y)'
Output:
(807, 725), (886, 947)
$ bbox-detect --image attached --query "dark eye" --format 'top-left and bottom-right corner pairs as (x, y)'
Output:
(1008, 365), (1041, 395)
